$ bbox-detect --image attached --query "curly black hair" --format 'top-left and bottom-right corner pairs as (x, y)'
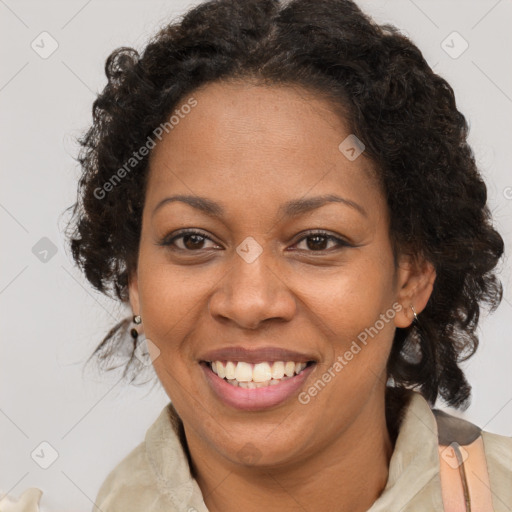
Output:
(64, 0), (504, 413)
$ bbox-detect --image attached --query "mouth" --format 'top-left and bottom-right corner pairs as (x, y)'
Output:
(202, 360), (316, 388)
(199, 359), (317, 411)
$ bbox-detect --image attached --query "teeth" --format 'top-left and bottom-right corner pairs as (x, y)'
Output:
(209, 359), (311, 386)
(271, 361), (285, 379)
(284, 361), (296, 377)
(253, 362), (272, 382)
(295, 362), (307, 374)
(216, 362), (226, 379)
(234, 361), (253, 382)
(225, 361), (236, 380)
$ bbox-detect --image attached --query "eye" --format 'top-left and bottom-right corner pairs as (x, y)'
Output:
(292, 230), (351, 252)
(159, 229), (220, 251)
(158, 229), (351, 253)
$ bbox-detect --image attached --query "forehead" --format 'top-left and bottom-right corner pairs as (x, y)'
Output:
(145, 80), (383, 220)
(151, 80), (361, 163)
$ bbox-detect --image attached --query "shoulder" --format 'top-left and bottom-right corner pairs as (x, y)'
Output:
(481, 429), (512, 476)
(432, 406), (512, 508)
(432, 406), (512, 467)
(94, 402), (203, 512)
(480, 429), (512, 507)
(94, 440), (158, 509)
(0, 488), (43, 511)
(432, 406), (512, 461)
(94, 403), (178, 511)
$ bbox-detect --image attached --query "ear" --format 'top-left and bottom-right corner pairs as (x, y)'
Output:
(128, 268), (141, 318)
(393, 253), (436, 328)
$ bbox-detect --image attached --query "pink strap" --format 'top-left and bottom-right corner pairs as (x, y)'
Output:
(438, 437), (495, 511)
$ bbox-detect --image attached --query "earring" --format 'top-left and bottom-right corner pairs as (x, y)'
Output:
(131, 314), (142, 339)
(410, 304), (418, 324)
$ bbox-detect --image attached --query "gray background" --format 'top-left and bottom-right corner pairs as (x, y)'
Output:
(1, 0), (511, 510)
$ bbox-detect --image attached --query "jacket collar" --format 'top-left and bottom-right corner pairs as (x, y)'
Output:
(367, 390), (444, 510)
(145, 401), (207, 511)
(145, 390), (444, 511)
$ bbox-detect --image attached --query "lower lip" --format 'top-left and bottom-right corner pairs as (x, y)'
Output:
(201, 363), (315, 411)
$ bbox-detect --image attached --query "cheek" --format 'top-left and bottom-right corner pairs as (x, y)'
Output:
(300, 273), (397, 424)
(295, 250), (396, 338)
(297, 249), (397, 385)
(136, 252), (214, 343)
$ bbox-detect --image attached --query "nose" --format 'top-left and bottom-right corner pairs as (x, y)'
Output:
(207, 245), (296, 330)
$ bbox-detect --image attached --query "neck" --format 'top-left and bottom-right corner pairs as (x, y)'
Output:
(186, 392), (394, 512)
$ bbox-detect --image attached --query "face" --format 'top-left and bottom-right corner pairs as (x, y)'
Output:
(129, 80), (433, 468)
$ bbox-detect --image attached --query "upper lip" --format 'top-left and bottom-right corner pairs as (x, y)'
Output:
(199, 346), (317, 364)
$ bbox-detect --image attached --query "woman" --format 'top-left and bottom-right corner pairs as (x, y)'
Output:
(3, 0), (510, 510)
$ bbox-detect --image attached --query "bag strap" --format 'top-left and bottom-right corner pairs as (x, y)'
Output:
(433, 409), (495, 511)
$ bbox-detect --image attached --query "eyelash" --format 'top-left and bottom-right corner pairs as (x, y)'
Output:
(159, 229), (351, 253)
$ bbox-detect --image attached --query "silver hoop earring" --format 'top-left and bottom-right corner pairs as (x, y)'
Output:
(410, 304), (418, 323)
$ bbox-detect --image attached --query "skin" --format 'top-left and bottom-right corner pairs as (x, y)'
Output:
(128, 80), (436, 512)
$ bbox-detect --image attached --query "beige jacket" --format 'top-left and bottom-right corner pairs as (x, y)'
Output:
(2, 391), (511, 511)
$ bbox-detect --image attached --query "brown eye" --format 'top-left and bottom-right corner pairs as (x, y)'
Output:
(160, 229), (219, 251)
(293, 231), (350, 252)
(159, 229), (350, 253)
(179, 233), (207, 250)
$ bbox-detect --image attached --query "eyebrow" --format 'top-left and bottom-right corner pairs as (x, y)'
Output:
(152, 193), (367, 219)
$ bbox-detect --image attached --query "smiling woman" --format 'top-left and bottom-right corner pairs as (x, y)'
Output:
(39, 0), (512, 510)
